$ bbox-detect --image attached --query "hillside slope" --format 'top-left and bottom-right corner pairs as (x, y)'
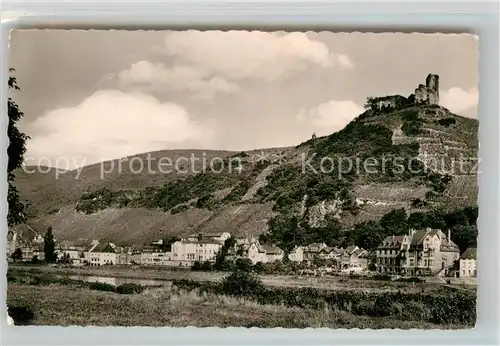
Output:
(13, 104), (478, 246)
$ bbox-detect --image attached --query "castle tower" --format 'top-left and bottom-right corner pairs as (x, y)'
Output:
(425, 74), (439, 105)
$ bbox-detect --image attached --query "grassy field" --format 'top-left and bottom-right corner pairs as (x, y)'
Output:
(7, 267), (475, 328)
(9, 264), (464, 293)
(7, 283), (467, 329)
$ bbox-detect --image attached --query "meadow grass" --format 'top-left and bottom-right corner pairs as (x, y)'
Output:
(7, 283), (467, 329)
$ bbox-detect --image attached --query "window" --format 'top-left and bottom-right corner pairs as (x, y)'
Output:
(424, 259), (427, 266)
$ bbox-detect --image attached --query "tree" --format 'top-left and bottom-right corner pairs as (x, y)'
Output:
(352, 221), (385, 250)
(379, 208), (408, 236)
(267, 215), (302, 254)
(221, 270), (265, 297)
(11, 248), (23, 261)
(214, 237), (236, 270)
(7, 69), (29, 227)
(44, 226), (56, 263)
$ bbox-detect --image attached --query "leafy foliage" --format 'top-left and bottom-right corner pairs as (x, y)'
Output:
(116, 283), (144, 294)
(214, 237), (237, 270)
(8, 69), (29, 226)
(220, 270), (265, 297)
(11, 248), (23, 261)
(401, 109), (424, 136)
(437, 117), (456, 127)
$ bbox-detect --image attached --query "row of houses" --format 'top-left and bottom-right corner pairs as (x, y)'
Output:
(374, 228), (477, 278)
(9, 227), (476, 278)
(8, 230), (369, 271)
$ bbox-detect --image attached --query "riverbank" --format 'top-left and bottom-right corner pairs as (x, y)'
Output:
(7, 283), (468, 329)
(9, 264), (469, 293)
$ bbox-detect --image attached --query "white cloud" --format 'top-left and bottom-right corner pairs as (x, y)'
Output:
(161, 31), (354, 81)
(26, 90), (214, 169)
(440, 87), (479, 116)
(118, 61), (240, 98)
(297, 100), (364, 135)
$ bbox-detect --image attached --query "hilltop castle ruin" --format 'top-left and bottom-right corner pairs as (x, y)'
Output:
(415, 74), (439, 105)
(367, 73), (440, 111)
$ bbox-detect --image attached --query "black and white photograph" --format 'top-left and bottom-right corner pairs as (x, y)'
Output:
(6, 30), (478, 329)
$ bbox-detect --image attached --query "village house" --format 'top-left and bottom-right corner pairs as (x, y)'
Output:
(140, 241), (172, 266)
(340, 246), (370, 273)
(459, 247), (477, 277)
(56, 240), (85, 264)
(20, 243), (35, 261)
(128, 245), (142, 264)
(57, 246), (83, 265)
(247, 242), (268, 264)
(303, 243), (327, 262)
(262, 245), (284, 262)
(376, 228), (460, 276)
(113, 246), (132, 265)
(86, 242), (118, 266)
(232, 235), (258, 256)
(288, 245), (305, 262)
(317, 246), (346, 262)
(32, 245), (45, 261)
(172, 238), (223, 267)
(245, 241), (284, 264)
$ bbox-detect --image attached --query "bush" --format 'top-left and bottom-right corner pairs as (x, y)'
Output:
(437, 117), (456, 127)
(372, 295), (396, 317)
(30, 256), (41, 264)
(352, 300), (374, 316)
(399, 301), (431, 321)
(191, 261), (203, 271)
(88, 282), (116, 292)
(234, 258), (253, 272)
(116, 283), (144, 294)
(220, 270), (265, 297)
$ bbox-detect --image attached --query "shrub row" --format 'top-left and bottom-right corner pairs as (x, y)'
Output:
(172, 273), (475, 325)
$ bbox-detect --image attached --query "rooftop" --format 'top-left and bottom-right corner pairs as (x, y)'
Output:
(461, 247), (477, 260)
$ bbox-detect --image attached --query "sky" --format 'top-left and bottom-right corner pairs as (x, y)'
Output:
(9, 30), (479, 169)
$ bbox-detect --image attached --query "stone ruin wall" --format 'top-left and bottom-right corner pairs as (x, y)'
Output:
(414, 74), (439, 105)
